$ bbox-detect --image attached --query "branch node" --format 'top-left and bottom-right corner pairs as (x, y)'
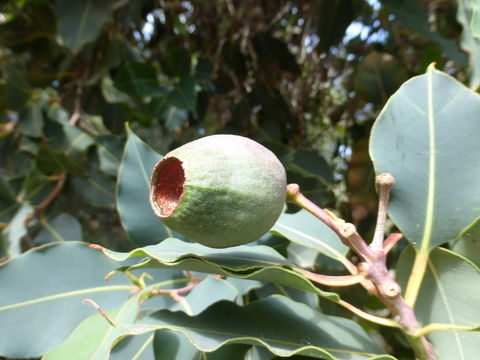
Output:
(375, 173), (395, 186)
(340, 223), (357, 238)
(286, 183), (301, 202)
(380, 282), (401, 298)
(358, 262), (371, 275)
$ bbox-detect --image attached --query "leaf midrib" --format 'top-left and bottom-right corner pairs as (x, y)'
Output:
(420, 67), (436, 253)
(0, 285), (134, 312)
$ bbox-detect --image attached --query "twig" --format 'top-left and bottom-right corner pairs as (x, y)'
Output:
(24, 173), (67, 225)
(415, 323), (475, 337)
(69, 83), (83, 126)
(83, 298), (119, 327)
(338, 299), (400, 328)
(371, 173), (395, 251)
(383, 232), (403, 254)
(149, 282), (197, 297)
(296, 268), (365, 287)
(286, 184), (378, 294)
(286, 183), (436, 360)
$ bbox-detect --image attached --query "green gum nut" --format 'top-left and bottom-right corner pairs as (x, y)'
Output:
(149, 134), (287, 248)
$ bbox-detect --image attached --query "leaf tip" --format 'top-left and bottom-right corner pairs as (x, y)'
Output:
(426, 62), (437, 73)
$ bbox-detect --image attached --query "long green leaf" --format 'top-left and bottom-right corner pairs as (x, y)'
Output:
(93, 238), (340, 301)
(108, 296), (395, 360)
(0, 242), (134, 358)
(397, 247), (480, 359)
(370, 65), (480, 251)
(45, 274), (258, 359)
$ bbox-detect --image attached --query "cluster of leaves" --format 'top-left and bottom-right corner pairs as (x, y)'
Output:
(1, 0), (480, 359)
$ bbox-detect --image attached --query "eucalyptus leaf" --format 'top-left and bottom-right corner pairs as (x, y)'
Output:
(17, 100), (45, 138)
(153, 331), (250, 360)
(370, 66), (480, 251)
(36, 213), (82, 244)
(93, 237), (340, 301)
(382, 0), (467, 65)
(457, 0), (480, 89)
(55, 0), (120, 53)
(166, 75), (197, 111)
(397, 247), (480, 359)
(3, 64), (32, 111)
(271, 209), (348, 264)
(96, 136), (123, 176)
(43, 294), (141, 360)
(0, 242), (134, 358)
(117, 127), (179, 246)
(1, 203), (33, 256)
(451, 219), (480, 268)
(114, 62), (160, 98)
(72, 169), (116, 208)
(62, 123), (95, 153)
(108, 296), (393, 360)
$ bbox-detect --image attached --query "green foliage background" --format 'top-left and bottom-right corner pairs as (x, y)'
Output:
(0, 0), (479, 359)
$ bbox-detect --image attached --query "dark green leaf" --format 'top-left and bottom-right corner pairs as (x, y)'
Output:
(160, 46), (191, 77)
(87, 38), (123, 85)
(354, 52), (409, 105)
(114, 62), (160, 98)
(72, 169), (116, 207)
(315, 0), (355, 52)
(19, 167), (54, 205)
(36, 146), (83, 175)
(96, 136), (123, 176)
(55, 0), (120, 53)
(62, 123), (95, 154)
(17, 100), (45, 138)
(166, 75), (197, 111)
(382, 0), (467, 65)
(288, 149), (335, 185)
(252, 32), (300, 75)
(194, 58), (214, 81)
(101, 103), (128, 135)
(3, 64), (32, 111)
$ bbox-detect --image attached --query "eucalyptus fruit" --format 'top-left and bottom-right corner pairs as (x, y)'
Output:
(150, 134), (287, 248)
